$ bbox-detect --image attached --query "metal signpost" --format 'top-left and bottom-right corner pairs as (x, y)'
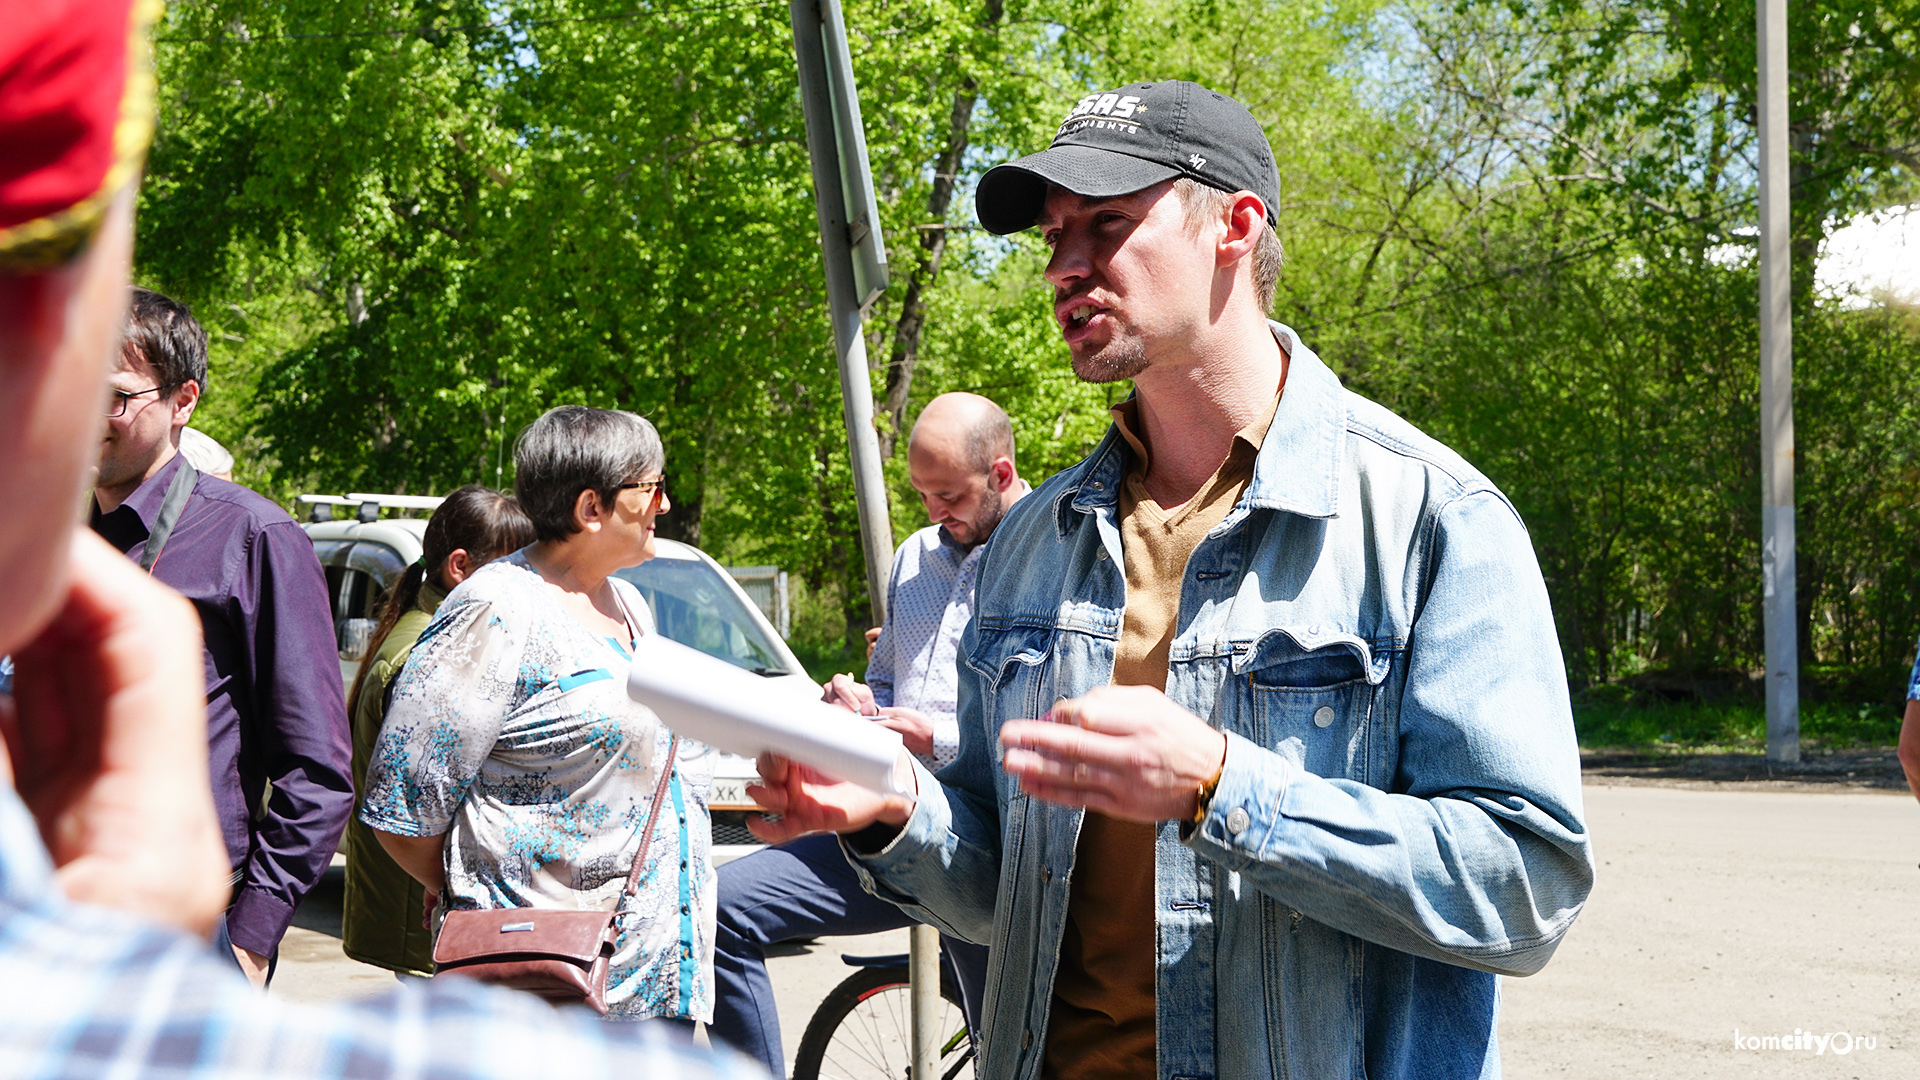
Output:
(1757, 0), (1798, 763)
(790, 0), (892, 612)
(790, 3), (942, 1078)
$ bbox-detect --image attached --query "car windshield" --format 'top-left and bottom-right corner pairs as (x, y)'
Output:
(613, 559), (794, 677)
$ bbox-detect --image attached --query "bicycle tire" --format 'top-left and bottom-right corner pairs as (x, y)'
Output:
(790, 963), (973, 1080)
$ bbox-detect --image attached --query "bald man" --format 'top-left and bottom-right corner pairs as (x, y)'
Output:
(710, 393), (1027, 1073)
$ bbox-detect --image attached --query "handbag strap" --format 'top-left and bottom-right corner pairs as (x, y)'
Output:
(138, 458), (199, 573)
(615, 734), (681, 907)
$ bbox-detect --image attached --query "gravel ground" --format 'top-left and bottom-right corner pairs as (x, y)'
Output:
(1500, 780), (1917, 1079)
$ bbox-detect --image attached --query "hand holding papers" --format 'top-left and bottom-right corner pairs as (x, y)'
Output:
(626, 635), (911, 797)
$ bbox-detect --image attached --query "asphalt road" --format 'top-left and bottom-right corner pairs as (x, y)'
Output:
(270, 781), (1920, 1078)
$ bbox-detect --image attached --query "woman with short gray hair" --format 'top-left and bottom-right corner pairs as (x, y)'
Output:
(362, 405), (715, 1024)
(512, 405), (664, 542)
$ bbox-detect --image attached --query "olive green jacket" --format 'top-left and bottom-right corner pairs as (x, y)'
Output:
(341, 580), (446, 974)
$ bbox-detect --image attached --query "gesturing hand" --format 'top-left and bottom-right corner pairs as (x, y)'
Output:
(999, 684), (1228, 823)
(745, 750), (917, 845)
(0, 530), (231, 937)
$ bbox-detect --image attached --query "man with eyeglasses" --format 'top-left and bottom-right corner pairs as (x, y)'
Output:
(90, 286), (352, 988)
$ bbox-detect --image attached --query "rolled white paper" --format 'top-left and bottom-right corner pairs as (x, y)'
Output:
(625, 634), (908, 797)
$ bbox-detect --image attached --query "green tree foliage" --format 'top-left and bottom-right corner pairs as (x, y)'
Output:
(140, 0), (1920, 698)
(1315, 0), (1920, 688)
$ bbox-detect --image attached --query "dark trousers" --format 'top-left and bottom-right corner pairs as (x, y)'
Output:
(710, 833), (989, 1075)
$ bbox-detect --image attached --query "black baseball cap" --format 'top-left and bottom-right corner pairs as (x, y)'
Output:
(974, 80), (1280, 236)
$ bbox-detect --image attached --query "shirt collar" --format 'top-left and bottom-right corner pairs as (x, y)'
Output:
(934, 524), (969, 555)
(1108, 377), (1279, 482)
(98, 450), (189, 533)
(1245, 322), (1344, 519)
(1061, 321), (1344, 527)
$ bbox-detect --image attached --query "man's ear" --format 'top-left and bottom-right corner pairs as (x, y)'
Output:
(1215, 192), (1266, 269)
(572, 487), (604, 535)
(170, 379), (201, 431)
(989, 458), (1016, 493)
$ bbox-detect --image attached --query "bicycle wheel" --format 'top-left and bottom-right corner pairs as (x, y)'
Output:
(790, 963), (974, 1080)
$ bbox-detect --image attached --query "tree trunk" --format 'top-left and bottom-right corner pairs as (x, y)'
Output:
(1786, 126), (1826, 676)
(875, 0), (1004, 457)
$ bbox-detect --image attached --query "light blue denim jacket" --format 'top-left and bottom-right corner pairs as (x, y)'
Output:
(846, 325), (1593, 1080)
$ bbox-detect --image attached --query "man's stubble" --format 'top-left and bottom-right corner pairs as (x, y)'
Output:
(1071, 336), (1149, 385)
(955, 482), (1007, 552)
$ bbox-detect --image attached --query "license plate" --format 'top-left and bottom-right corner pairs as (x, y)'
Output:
(709, 777), (757, 810)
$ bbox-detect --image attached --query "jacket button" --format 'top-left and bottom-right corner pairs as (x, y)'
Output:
(1226, 806), (1251, 835)
(1313, 706), (1336, 728)
(1043, 866), (1053, 882)
(1024, 1029), (1035, 1049)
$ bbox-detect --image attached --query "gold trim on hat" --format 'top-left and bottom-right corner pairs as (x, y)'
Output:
(0, 0), (164, 272)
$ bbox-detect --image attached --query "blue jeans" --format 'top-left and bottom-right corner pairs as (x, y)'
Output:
(710, 834), (988, 1075)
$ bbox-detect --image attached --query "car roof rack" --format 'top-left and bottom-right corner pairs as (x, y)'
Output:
(297, 492), (445, 523)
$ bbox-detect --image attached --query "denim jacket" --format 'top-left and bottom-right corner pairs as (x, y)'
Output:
(846, 324), (1593, 1080)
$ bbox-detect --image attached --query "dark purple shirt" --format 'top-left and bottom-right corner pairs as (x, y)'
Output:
(91, 453), (352, 956)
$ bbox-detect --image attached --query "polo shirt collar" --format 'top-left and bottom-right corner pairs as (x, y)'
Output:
(417, 576), (449, 614)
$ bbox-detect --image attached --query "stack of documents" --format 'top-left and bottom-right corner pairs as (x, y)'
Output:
(626, 635), (908, 796)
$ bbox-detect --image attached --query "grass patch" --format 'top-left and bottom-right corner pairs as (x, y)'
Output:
(788, 640), (868, 686)
(1573, 690), (1903, 751)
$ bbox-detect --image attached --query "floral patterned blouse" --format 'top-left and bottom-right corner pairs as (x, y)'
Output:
(360, 552), (715, 1021)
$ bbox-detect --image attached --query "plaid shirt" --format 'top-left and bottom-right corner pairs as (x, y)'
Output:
(0, 784), (764, 1079)
(1909, 633), (1920, 701)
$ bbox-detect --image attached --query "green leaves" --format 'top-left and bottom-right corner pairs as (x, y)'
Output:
(140, 0), (1920, 680)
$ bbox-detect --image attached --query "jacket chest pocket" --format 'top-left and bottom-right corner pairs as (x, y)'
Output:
(1229, 631), (1389, 781)
(966, 624), (1058, 728)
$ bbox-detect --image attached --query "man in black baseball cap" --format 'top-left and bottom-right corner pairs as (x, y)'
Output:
(751, 80), (1591, 1080)
(975, 79), (1280, 236)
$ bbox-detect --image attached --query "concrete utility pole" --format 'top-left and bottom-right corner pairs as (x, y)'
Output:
(791, 4), (941, 1078)
(1757, 0), (1798, 763)
(791, 0), (892, 621)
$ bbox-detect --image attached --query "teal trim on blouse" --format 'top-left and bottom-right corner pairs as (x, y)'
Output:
(671, 768), (695, 1016)
(556, 668), (614, 692)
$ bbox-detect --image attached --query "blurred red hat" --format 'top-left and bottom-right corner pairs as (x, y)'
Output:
(0, 0), (158, 271)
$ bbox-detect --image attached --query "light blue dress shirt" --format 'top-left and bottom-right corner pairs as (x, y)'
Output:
(865, 525), (983, 772)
